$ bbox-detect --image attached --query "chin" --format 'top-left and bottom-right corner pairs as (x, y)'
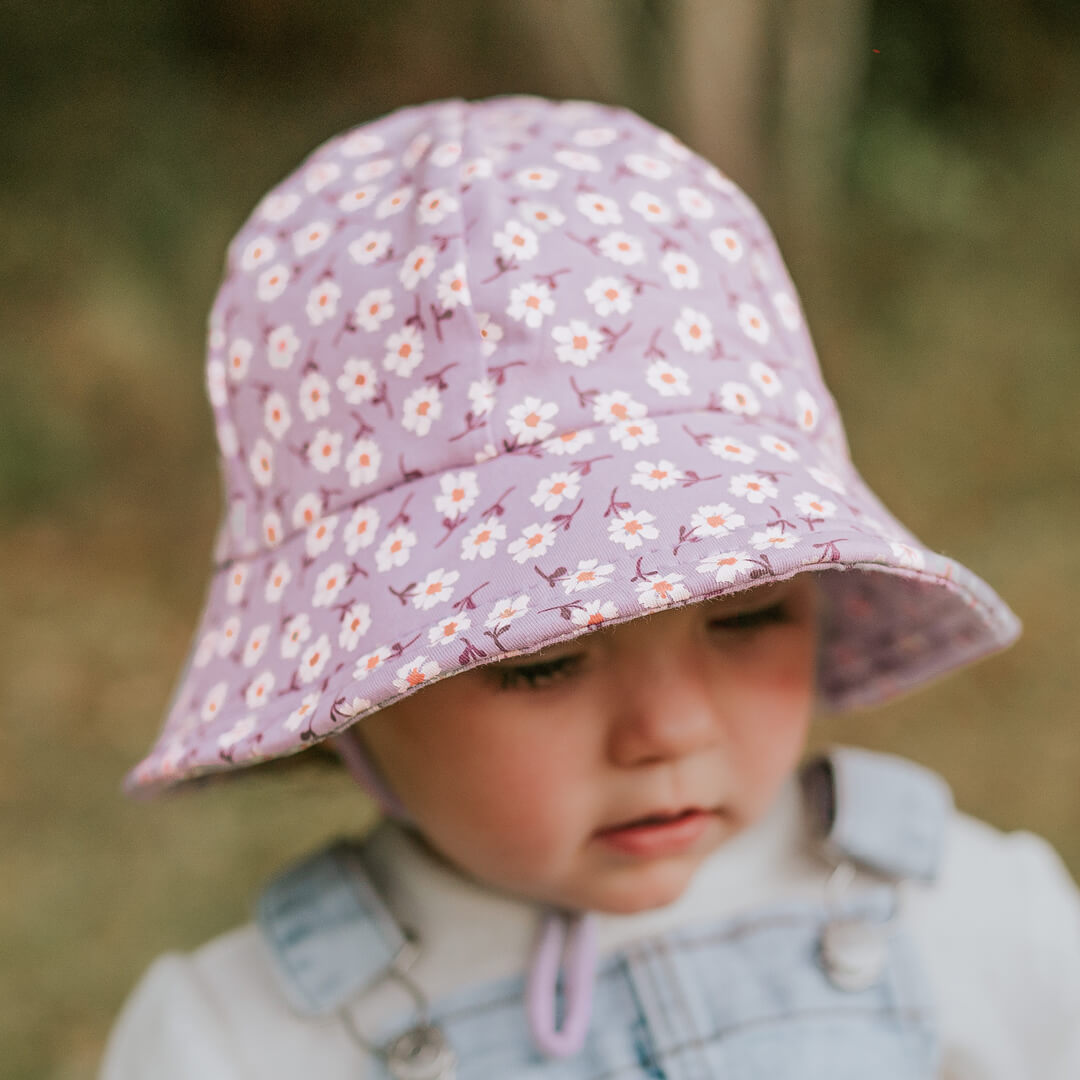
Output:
(583, 859), (699, 915)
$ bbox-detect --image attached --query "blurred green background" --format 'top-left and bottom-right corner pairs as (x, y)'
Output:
(2, 1), (1079, 1076)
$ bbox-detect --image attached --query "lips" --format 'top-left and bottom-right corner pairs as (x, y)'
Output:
(600, 807), (703, 832)
(594, 807), (715, 857)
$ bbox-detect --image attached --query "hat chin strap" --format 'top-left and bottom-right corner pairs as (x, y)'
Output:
(331, 730), (599, 1058)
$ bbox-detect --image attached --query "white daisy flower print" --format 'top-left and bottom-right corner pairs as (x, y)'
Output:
(575, 192), (622, 225)
(720, 382), (761, 416)
(383, 325), (424, 377)
(375, 525), (417, 572)
(508, 521), (558, 563)
(585, 276), (633, 317)
(749, 360), (783, 398)
(431, 141), (462, 167)
(729, 474), (778, 503)
(631, 459), (685, 491)
(625, 153), (672, 180)
(401, 384), (442, 437)
(660, 251), (700, 290)
(241, 624), (272, 669)
(338, 186), (380, 213)
(299, 372), (331, 422)
(636, 573), (690, 609)
(563, 558), (615, 594)
(518, 202), (565, 232)
(476, 313), (503, 357)
(193, 630), (218, 668)
(704, 165), (738, 193)
(413, 567), (460, 611)
(292, 492), (322, 529)
(737, 302), (770, 344)
(281, 613), (312, 659)
(592, 390), (647, 426)
(434, 471), (479, 519)
(249, 438), (274, 488)
(493, 219), (539, 262)
(507, 396), (558, 444)
(353, 645), (392, 682)
(436, 262), (471, 309)
(341, 131), (384, 157)
(399, 244), (437, 290)
(795, 389), (820, 431)
(264, 560), (292, 603)
(552, 320), (603, 367)
(292, 220), (332, 256)
(485, 594), (531, 629)
(629, 191), (672, 223)
(305, 514), (338, 558)
(597, 231), (645, 265)
(414, 189), (457, 226)
(401, 131), (431, 168)
(696, 550), (758, 584)
(201, 681), (229, 723)
(304, 160), (340, 192)
(795, 492), (838, 518)
(217, 616), (241, 656)
(217, 422), (238, 458)
(207, 360), (227, 407)
(391, 656), (441, 693)
(284, 692), (321, 732)
(376, 186), (413, 219)
(710, 228), (744, 262)
(610, 416), (659, 451)
(474, 443), (497, 464)
(345, 438), (384, 490)
(219, 716), (257, 750)
(298, 634), (332, 685)
(554, 149), (602, 172)
(674, 307), (714, 353)
(459, 157), (493, 182)
(257, 263), (290, 302)
(645, 360), (690, 397)
(691, 503), (745, 537)
(267, 324), (301, 370)
(344, 504), (380, 555)
(541, 428), (595, 456)
(570, 599), (620, 627)
(311, 563), (348, 610)
(890, 541), (925, 569)
(308, 428), (342, 474)
(460, 516), (506, 561)
(772, 290), (801, 330)
(530, 470), (581, 512)
(751, 524), (801, 551)
(708, 435), (758, 464)
(427, 614), (472, 647)
(354, 288), (395, 333)
(574, 126), (618, 147)
(227, 338), (252, 382)
(506, 280), (555, 327)
(240, 235), (276, 272)
(759, 434), (799, 461)
(515, 166), (559, 190)
(306, 280), (341, 326)
(353, 157), (393, 181)
(259, 191), (300, 222)
(467, 375), (496, 418)
(676, 187), (714, 219)
(349, 230), (392, 265)
(808, 465), (847, 494)
(608, 507), (659, 550)
(337, 357), (378, 405)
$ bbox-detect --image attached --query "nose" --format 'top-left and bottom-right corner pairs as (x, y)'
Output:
(605, 643), (721, 768)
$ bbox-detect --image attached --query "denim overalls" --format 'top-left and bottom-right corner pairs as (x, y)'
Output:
(256, 747), (953, 1079)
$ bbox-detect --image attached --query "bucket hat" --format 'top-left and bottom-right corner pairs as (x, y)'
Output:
(126, 94), (1020, 796)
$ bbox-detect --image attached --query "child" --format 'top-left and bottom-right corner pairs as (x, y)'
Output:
(100, 95), (1080, 1078)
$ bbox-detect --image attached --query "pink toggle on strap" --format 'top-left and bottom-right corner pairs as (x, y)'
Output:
(526, 909), (598, 1058)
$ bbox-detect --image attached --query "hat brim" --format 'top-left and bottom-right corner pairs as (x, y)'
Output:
(125, 410), (1019, 796)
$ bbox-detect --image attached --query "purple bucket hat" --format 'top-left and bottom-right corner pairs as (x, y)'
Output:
(126, 95), (1020, 796)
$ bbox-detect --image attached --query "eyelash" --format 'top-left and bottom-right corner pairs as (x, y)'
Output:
(496, 603), (790, 690)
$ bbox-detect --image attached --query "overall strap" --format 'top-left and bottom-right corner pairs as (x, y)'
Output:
(799, 745), (954, 883)
(254, 837), (410, 1016)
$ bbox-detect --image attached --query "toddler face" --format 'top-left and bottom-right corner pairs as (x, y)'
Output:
(357, 576), (820, 914)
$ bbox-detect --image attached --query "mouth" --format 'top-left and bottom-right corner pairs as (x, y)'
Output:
(598, 807), (705, 832)
(594, 806), (717, 857)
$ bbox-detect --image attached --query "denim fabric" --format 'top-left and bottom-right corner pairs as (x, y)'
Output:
(257, 747), (946, 1077)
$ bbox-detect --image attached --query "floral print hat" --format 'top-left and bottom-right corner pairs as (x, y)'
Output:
(126, 94), (1020, 796)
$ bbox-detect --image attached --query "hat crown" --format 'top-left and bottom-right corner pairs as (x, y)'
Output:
(207, 95), (847, 567)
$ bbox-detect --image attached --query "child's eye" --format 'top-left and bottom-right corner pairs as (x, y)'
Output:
(497, 654), (583, 690)
(709, 602), (790, 633)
